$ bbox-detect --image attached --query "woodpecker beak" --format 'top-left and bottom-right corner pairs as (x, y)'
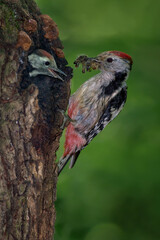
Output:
(48, 67), (67, 81)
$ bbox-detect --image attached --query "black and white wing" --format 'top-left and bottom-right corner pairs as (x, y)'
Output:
(85, 86), (127, 144)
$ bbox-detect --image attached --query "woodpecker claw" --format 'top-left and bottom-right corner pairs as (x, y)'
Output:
(58, 109), (75, 129)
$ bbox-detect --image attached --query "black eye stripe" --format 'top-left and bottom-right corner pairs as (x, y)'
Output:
(45, 61), (50, 66)
(107, 58), (113, 63)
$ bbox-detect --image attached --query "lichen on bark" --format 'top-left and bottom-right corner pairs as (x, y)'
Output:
(0, 0), (72, 239)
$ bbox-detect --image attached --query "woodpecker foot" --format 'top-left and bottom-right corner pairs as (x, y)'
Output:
(74, 55), (99, 73)
(58, 109), (75, 129)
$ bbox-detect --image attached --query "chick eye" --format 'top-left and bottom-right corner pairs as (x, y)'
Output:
(107, 58), (113, 63)
(45, 61), (50, 66)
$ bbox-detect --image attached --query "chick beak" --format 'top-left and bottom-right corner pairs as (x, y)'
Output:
(48, 67), (67, 81)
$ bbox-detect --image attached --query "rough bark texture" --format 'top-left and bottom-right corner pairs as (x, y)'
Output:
(0, 0), (72, 239)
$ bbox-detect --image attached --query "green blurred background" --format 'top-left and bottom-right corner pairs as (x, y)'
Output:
(37, 0), (160, 239)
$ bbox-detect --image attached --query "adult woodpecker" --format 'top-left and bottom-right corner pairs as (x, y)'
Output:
(58, 51), (133, 175)
(28, 49), (66, 80)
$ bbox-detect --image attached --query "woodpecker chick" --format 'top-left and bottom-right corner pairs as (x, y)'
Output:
(28, 49), (66, 80)
(58, 51), (133, 175)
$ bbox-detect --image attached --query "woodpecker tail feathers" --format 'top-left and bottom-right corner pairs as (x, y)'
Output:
(58, 155), (71, 176)
(69, 151), (81, 169)
(58, 151), (81, 175)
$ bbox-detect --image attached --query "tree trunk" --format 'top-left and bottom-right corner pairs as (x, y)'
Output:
(0, 0), (72, 239)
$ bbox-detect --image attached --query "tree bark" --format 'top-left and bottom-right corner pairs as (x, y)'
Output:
(0, 0), (72, 239)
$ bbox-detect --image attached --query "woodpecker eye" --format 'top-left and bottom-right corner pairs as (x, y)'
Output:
(45, 61), (50, 66)
(107, 58), (113, 63)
